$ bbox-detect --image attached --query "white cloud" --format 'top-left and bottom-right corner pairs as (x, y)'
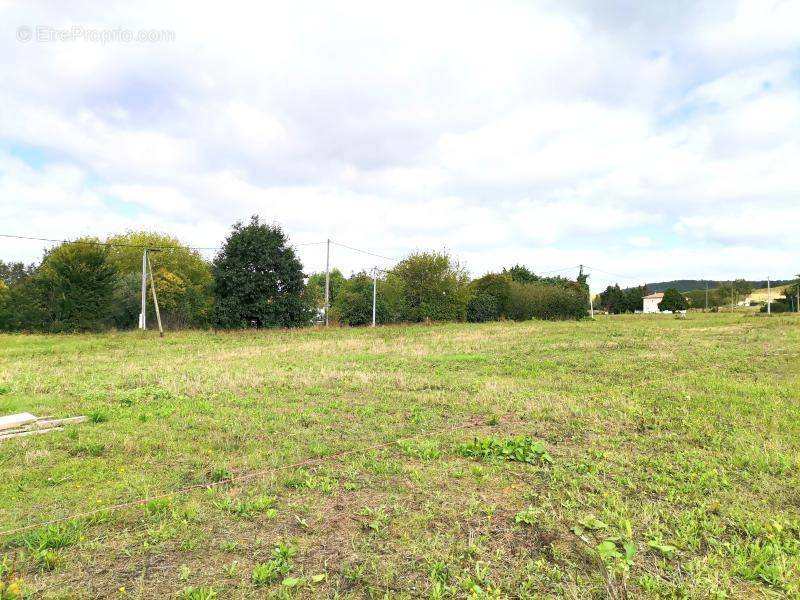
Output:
(0, 0), (797, 283)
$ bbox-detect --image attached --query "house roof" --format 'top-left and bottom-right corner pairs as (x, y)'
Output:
(643, 292), (665, 300)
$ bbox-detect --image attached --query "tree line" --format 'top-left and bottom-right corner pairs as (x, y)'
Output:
(0, 216), (591, 332)
(597, 278), (799, 313)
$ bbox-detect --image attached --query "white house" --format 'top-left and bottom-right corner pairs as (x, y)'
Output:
(642, 292), (664, 313)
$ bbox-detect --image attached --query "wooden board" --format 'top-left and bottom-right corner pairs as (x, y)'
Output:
(0, 426), (64, 440)
(0, 412), (38, 432)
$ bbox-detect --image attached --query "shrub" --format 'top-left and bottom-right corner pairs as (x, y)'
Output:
(466, 292), (499, 322)
(507, 282), (586, 321)
(390, 252), (470, 322)
(470, 273), (512, 317)
(331, 272), (405, 326)
(22, 241), (117, 332)
(761, 301), (790, 313)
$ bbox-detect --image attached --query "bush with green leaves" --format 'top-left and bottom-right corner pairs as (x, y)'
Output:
(466, 292), (499, 323)
(0, 275), (45, 332)
(331, 271), (405, 326)
(761, 301), (790, 313)
(389, 251), (470, 322)
(0, 240), (117, 332)
(106, 232), (213, 329)
(506, 281), (586, 321)
(212, 216), (311, 328)
(469, 273), (512, 318)
(306, 268), (346, 312)
(658, 288), (688, 312)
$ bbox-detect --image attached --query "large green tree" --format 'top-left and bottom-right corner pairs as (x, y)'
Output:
(599, 284), (626, 314)
(732, 279), (753, 306)
(658, 288), (688, 312)
(105, 232), (213, 329)
(212, 216), (310, 328)
(36, 240), (118, 332)
(390, 251), (470, 322)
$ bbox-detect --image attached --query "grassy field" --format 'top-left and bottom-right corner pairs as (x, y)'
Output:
(1, 313), (799, 599)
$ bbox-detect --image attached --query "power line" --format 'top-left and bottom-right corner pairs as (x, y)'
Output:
(535, 265), (581, 275)
(583, 265), (642, 281)
(330, 240), (398, 262)
(1, 232), (650, 285)
(0, 233), (328, 252)
(0, 233), (220, 252)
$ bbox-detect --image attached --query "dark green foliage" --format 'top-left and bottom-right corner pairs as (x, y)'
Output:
(623, 286), (647, 312)
(470, 273), (511, 317)
(0, 260), (36, 286)
(466, 292), (499, 322)
(212, 217), (310, 328)
(761, 301), (790, 313)
(460, 436), (552, 464)
(732, 279), (753, 300)
(0, 276), (46, 331)
(503, 264), (538, 284)
(503, 264), (574, 287)
(390, 252), (470, 322)
(507, 281), (586, 321)
(8, 241), (118, 332)
(598, 284), (625, 314)
(331, 271), (405, 326)
(599, 284), (647, 313)
(781, 278), (799, 311)
(658, 288), (688, 312)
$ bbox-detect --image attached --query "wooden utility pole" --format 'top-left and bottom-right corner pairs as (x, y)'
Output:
(147, 252), (164, 337)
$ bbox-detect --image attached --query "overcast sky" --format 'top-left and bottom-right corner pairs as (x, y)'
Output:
(1, 0), (798, 290)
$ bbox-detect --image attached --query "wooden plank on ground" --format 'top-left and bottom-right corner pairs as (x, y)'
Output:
(32, 416), (88, 428)
(0, 426), (64, 441)
(0, 413), (38, 432)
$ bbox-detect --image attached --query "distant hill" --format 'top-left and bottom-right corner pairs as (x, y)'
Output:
(642, 279), (794, 293)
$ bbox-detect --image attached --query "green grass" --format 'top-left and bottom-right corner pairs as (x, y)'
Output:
(0, 313), (799, 598)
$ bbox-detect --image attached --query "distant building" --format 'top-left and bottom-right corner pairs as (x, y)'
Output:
(643, 292), (664, 314)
